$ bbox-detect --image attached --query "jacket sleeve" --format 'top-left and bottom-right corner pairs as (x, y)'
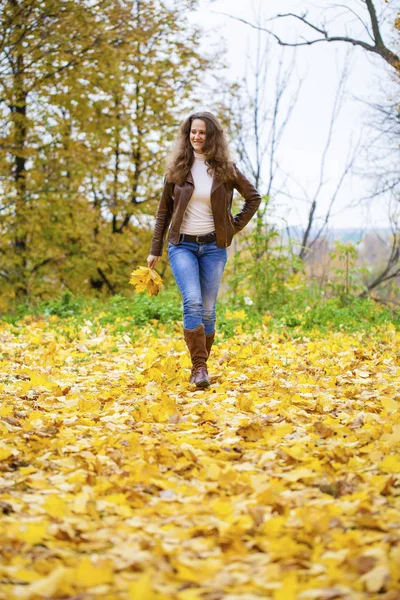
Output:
(150, 178), (175, 256)
(232, 165), (262, 232)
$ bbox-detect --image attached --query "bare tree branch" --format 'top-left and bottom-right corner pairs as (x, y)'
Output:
(228, 26), (301, 197)
(214, 1), (400, 73)
(332, 4), (374, 42)
(365, 0), (384, 48)
(298, 52), (354, 259)
(361, 211), (400, 294)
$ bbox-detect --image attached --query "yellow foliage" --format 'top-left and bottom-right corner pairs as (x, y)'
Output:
(8, 522), (47, 545)
(381, 396), (398, 413)
(0, 0), (209, 306)
(1, 319), (400, 599)
(129, 267), (163, 297)
(13, 566), (70, 599)
(273, 572), (298, 600)
(43, 495), (67, 519)
(127, 571), (154, 600)
(74, 556), (114, 587)
(225, 309), (247, 320)
(0, 447), (13, 461)
(379, 454), (400, 473)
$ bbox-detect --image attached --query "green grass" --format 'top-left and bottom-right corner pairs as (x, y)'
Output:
(2, 289), (181, 326)
(275, 296), (400, 334)
(223, 288), (400, 337)
(2, 287), (399, 339)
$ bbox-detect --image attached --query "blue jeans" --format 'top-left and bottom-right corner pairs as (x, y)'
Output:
(168, 240), (228, 334)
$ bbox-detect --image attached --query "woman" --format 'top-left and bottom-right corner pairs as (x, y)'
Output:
(147, 112), (261, 388)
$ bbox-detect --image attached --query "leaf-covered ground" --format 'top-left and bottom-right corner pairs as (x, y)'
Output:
(0, 316), (399, 600)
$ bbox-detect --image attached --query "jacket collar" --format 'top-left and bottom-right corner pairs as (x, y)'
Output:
(211, 176), (223, 194)
(185, 171), (223, 194)
(185, 172), (194, 185)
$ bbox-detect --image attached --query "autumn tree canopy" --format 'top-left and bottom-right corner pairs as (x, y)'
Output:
(0, 0), (211, 308)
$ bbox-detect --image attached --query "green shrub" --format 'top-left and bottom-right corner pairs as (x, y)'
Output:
(2, 282), (400, 338)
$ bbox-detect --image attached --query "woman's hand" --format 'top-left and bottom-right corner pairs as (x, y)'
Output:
(147, 254), (161, 269)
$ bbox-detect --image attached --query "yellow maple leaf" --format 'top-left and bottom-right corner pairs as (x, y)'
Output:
(281, 444), (307, 461)
(43, 495), (66, 518)
(381, 396), (398, 413)
(273, 571), (298, 600)
(277, 467), (315, 482)
(205, 463), (221, 481)
(211, 499), (234, 518)
(78, 396), (101, 413)
(129, 267), (163, 297)
(360, 564), (390, 593)
(0, 447), (13, 461)
(14, 569), (42, 584)
(0, 404), (13, 417)
(22, 371), (54, 389)
(13, 566), (70, 599)
(379, 454), (400, 474)
(262, 515), (286, 538)
(237, 422), (264, 441)
(128, 571), (154, 600)
(9, 521), (47, 544)
(74, 556), (113, 587)
(236, 394), (255, 413)
(384, 424), (400, 445)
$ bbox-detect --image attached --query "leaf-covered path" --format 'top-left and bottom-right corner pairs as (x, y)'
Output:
(0, 318), (399, 599)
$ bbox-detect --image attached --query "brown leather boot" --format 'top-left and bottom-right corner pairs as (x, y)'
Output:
(184, 324), (210, 388)
(205, 331), (215, 358)
(190, 330), (215, 384)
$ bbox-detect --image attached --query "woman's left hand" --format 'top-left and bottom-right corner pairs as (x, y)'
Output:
(147, 254), (160, 269)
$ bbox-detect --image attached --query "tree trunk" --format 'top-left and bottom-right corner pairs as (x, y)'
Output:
(12, 37), (29, 299)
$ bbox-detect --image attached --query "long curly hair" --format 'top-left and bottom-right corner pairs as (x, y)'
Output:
(166, 112), (236, 185)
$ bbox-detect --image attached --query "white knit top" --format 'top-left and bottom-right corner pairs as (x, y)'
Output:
(180, 151), (215, 235)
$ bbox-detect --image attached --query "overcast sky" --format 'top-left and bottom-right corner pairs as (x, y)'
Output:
(187, 0), (397, 231)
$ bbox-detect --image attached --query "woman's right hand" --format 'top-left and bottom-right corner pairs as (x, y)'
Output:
(147, 254), (161, 269)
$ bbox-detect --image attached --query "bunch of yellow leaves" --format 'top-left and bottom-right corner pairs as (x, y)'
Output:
(129, 266), (163, 297)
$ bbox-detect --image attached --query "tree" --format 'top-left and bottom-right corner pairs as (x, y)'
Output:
(229, 40), (301, 197)
(80, 0), (210, 292)
(220, 0), (400, 74)
(216, 0), (400, 299)
(0, 0), (116, 301)
(295, 55), (359, 262)
(356, 82), (400, 297)
(224, 22), (357, 265)
(0, 0), (212, 307)
(218, 17), (304, 310)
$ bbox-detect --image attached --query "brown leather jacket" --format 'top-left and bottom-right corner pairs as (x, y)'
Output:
(150, 165), (262, 256)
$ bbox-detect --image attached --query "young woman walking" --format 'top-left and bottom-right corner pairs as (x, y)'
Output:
(147, 112), (261, 388)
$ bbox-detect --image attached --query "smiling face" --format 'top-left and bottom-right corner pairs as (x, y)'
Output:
(190, 118), (207, 154)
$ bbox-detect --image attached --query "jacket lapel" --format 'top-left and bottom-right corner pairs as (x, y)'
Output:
(211, 175), (223, 195)
(185, 172), (194, 185)
(185, 170), (223, 194)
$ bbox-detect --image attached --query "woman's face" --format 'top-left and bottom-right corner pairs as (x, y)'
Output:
(190, 119), (206, 153)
